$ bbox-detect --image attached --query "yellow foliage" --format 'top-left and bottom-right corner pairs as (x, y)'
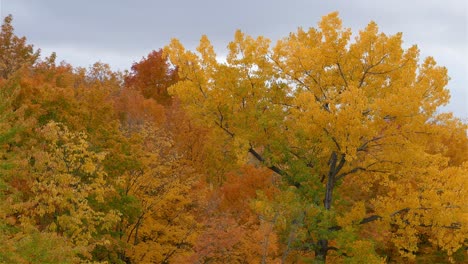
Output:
(13, 121), (120, 259)
(120, 122), (200, 263)
(165, 12), (466, 262)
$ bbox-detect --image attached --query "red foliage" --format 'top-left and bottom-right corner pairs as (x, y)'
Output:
(125, 49), (178, 105)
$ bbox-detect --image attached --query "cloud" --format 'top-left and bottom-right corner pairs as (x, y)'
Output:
(2, 0), (467, 118)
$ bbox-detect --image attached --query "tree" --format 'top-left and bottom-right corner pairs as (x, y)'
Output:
(165, 12), (467, 262)
(119, 123), (200, 263)
(0, 41), (132, 261)
(13, 121), (121, 260)
(125, 49), (178, 105)
(0, 15), (39, 79)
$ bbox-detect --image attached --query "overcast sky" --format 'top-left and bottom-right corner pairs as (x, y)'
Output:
(1, 0), (467, 118)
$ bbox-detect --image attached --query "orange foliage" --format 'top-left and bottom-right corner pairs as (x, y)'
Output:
(0, 15), (39, 79)
(114, 87), (166, 131)
(185, 166), (281, 263)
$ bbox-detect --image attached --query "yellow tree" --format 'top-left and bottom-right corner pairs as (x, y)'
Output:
(8, 121), (121, 260)
(165, 12), (467, 262)
(118, 122), (200, 263)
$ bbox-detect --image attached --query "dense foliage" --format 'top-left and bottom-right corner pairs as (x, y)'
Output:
(0, 13), (466, 263)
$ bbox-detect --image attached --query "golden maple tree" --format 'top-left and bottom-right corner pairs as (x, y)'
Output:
(165, 12), (467, 262)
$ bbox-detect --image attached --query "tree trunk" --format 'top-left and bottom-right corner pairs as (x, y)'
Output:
(315, 239), (329, 263)
(315, 151), (345, 262)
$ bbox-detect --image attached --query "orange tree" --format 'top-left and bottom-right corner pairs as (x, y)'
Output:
(0, 15), (39, 79)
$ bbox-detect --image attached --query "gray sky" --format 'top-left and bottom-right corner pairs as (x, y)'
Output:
(1, 0), (467, 119)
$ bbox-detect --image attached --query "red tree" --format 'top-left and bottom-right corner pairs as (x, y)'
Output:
(125, 49), (178, 105)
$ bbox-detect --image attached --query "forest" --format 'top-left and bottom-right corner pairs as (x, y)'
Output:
(0, 12), (467, 263)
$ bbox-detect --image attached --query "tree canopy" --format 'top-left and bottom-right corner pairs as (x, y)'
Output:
(0, 12), (466, 263)
(165, 12), (467, 263)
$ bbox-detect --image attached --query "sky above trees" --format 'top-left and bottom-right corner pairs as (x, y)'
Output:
(1, 0), (466, 118)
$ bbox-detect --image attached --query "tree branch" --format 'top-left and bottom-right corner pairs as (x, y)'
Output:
(357, 136), (384, 152)
(248, 146), (281, 175)
(358, 54), (388, 88)
(248, 145), (301, 188)
(336, 62), (348, 89)
(323, 128), (341, 152)
(335, 161), (388, 182)
(214, 104), (235, 138)
(331, 207), (462, 232)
